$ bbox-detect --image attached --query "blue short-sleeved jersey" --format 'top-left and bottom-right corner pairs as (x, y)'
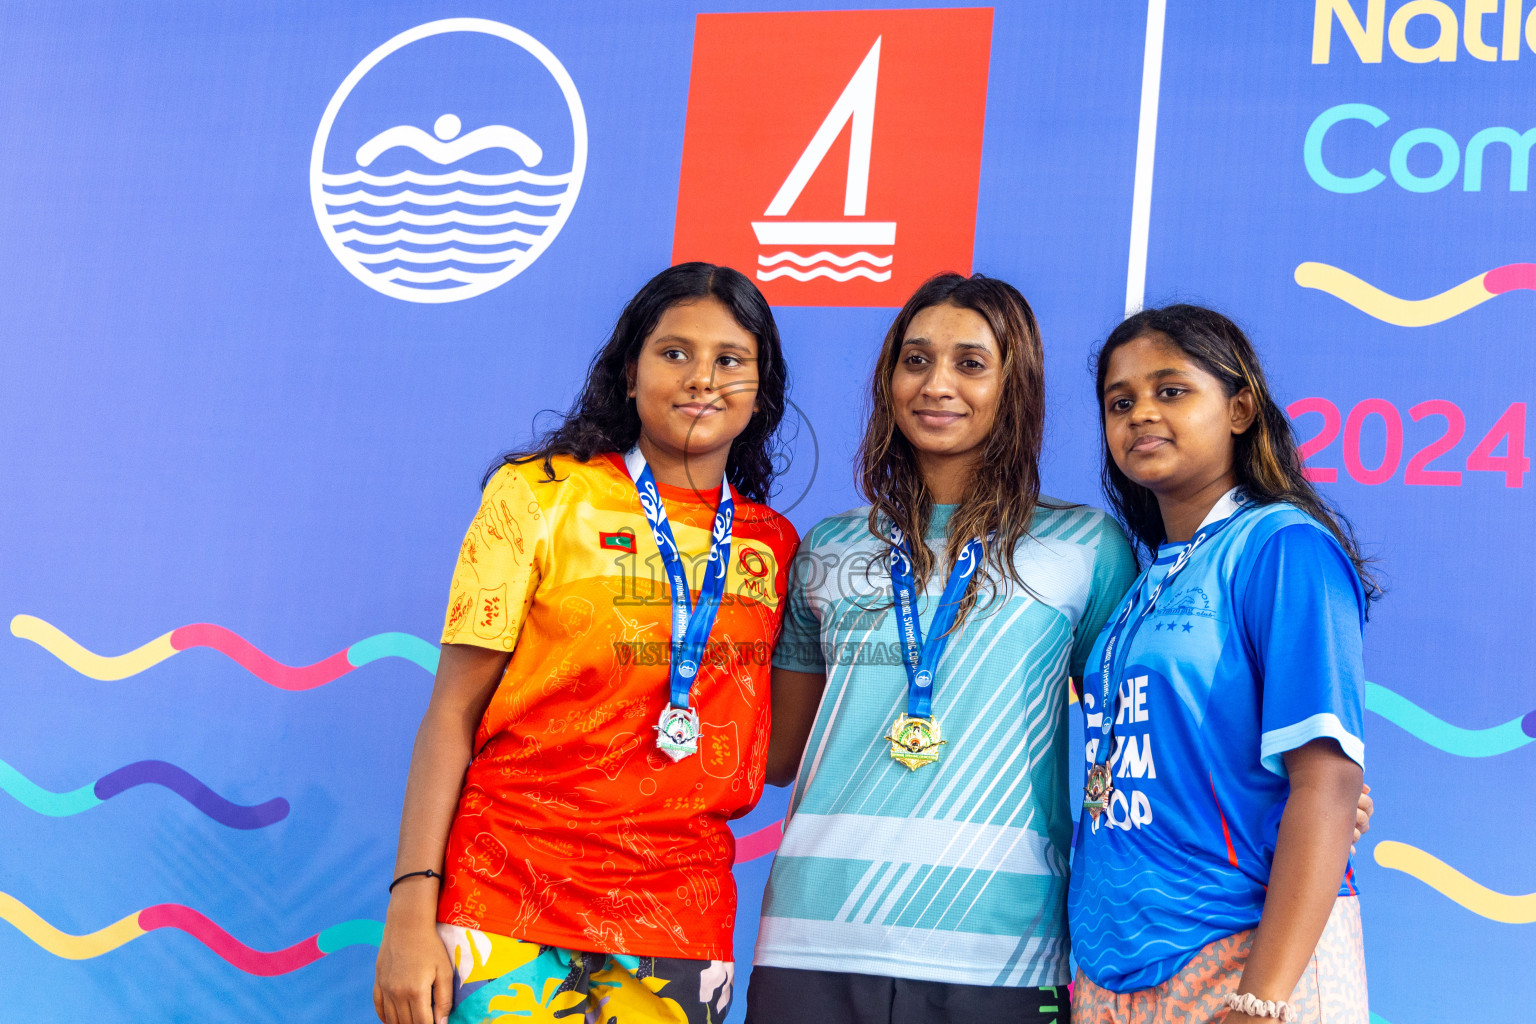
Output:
(1067, 493), (1367, 993)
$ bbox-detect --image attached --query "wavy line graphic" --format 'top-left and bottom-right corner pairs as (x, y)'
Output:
(1375, 840), (1536, 923)
(323, 188), (564, 209)
(322, 169), (572, 188)
(1296, 261), (1536, 326)
(326, 208), (550, 228)
(734, 820), (783, 864)
(0, 892), (381, 974)
(757, 251), (893, 268)
(386, 268), (488, 285)
(10, 615), (439, 688)
(0, 757), (288, 828)
(1365, 682), (1534, 756)
(756, 266), (892, 283)
(333, 226), (550, 246)
(348, 246), (522, 267)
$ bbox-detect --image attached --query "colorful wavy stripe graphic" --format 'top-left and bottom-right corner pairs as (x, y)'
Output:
(0, 757), (288, 829)
(1375, 840), (1536, 924)
(1366, 682), (1535, 757)
(1296, 261), (1536, 326)
(734, 819), (783, 864)
(0, 892), (381, 974)
(10, 615), (438, 688)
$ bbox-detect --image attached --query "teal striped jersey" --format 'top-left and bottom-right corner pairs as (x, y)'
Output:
(755, 500), (1137, 987)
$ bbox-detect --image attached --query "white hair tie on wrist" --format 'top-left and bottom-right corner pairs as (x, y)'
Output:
(1221, 992), (1296, 1022)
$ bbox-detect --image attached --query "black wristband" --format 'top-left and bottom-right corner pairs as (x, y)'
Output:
(388, 868), (442, 894)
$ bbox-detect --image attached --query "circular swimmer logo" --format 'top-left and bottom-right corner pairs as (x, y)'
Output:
(310, 19), (587, 303)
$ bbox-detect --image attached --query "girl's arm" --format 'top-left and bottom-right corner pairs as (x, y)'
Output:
(374, 643), (509, 1024)
(765, 667), (826, 787)
(1227, 738), (1363, 1021)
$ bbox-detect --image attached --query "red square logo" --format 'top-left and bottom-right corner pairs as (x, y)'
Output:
(673, 9), (994, 307)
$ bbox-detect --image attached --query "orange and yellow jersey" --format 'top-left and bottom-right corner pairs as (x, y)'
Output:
(436, 452), (799, 961)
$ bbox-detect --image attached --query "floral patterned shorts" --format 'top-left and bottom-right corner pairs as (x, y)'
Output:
(439, 924), (734, 1024)
(1072, 896), (1367, 1024)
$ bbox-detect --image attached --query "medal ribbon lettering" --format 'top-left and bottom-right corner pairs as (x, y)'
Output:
(883, 524), (984, 770)
(623, 448), (734, 762)
(1086, 490), (1247, 823)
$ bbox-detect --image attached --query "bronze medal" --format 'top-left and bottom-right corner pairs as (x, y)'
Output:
(1083, 762), (1114, 821)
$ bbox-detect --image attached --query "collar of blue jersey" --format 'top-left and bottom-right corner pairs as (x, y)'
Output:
(1153, 486), (1246, 563)
(888, 524), (985, 720)
(1090, 487), (1249, 767)
(622, 447), (735, 710)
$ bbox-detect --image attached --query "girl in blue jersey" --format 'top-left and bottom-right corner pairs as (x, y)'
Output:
(746, 274), (1141, 1024)
(1070, 305), (1377, 1024)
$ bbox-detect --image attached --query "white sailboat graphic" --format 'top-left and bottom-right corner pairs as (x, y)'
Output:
(752, 38), (895, 283)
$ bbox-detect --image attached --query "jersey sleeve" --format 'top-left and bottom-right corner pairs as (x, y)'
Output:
(770, 531), (827, 675)
(1242, 522), (1367, 777)
(441, 465), (546, 652)
(1070, 515), (1140, 680)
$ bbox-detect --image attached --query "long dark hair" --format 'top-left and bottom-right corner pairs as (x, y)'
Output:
(856, 273), (1050, 619)
(1094, 303), (1380, 601)
(489, 262), (788, 504)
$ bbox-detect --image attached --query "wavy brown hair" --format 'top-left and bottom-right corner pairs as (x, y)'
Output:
(856, 273), (1053, 623)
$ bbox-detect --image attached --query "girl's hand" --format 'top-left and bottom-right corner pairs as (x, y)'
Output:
(374, 887), (454, 1024)
(1352, 782), (1373, 853)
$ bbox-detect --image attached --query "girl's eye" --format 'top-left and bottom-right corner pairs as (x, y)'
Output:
(960, 358), (985, 371)
(1158, 386), (1186, 399)
(902, 352), (927, 366)
(663, 348), (688, 361)
(1108, 397), (1132, 413)
(718, 355), (741, 369)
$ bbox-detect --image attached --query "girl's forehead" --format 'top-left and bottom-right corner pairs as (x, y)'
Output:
(903, 303), (997, 347)
(647, 299), (758, 349)
(1108, 334), (1199, 374)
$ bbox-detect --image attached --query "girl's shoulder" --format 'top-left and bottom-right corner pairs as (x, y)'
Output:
(1232, 500), (1337, 551)
(731, 494), (801, 558)
(486, 452), (626, 504)
(1028, 497), (1124, 546)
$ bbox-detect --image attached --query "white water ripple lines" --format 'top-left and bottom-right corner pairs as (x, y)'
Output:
(318, 170), (568, 292)
(759, 251), (893, 268)
(758, 266), (892, 283)
(756, 248), (893, 284)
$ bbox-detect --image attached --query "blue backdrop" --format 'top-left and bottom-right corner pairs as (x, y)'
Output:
(1, 3), (1529, 1022)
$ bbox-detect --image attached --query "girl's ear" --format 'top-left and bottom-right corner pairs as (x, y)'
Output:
(1229, 387), (1258, 436)
(625, 361), (637, 398)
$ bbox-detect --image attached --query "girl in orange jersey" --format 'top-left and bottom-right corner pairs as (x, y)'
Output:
(375, 263), (798, 1024)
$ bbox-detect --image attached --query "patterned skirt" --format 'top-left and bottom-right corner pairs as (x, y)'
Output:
(1072, 896), (1367, 1024)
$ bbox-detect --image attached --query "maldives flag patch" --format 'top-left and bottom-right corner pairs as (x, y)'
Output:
(600, 530), (636, 552)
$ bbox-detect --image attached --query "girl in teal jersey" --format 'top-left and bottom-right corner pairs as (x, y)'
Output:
(1069, 305), (1377, 1024)
(746, 274), (1138, 1024)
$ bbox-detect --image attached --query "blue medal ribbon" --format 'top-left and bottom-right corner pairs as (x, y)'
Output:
(624, 448), (734, 711)
(1089, 490), (1248, 776)
(888, 524), (985, 719)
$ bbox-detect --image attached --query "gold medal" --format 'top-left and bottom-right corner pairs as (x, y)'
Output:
(1083, 762), (1114, 821)
(883, 713), (947, 771)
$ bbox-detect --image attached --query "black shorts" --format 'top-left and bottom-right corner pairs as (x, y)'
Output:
(744, 965), (1068, 1024)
